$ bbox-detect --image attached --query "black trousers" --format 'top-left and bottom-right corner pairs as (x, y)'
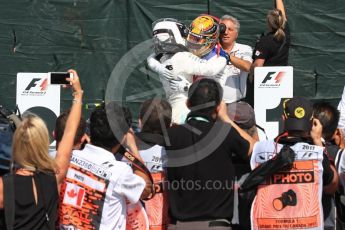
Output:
(243, 74), (254, 108)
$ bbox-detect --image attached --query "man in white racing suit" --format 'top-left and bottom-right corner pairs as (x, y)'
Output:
(147, 18), (228, 124)
(187, 15), (252, 104)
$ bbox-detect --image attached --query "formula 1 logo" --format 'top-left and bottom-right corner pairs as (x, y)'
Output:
(22, 77), (48, 96)
(259, 71), (285, 88)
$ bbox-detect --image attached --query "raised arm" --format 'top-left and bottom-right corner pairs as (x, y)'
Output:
(147, 53), (164, 74)
(276, 0), (287, 22)
(217, 101), (257, 157)
(55, 69), (83, 187)
(229, 55), (252, 72)
(228, 46), (253, 72)
(121, 128), (144, 161)
(337, 86), (345, 130)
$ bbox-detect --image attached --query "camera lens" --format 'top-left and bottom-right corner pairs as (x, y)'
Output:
(273, 189), (297, 211)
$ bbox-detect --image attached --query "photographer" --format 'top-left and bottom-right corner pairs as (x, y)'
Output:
(58, 101), (151, 230)
(247, 97), (338, 230)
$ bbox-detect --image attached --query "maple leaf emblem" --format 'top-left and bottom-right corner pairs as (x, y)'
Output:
(67, 189), (77, 198)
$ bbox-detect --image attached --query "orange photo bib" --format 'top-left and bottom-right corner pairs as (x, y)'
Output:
(250, 141), (324, 230)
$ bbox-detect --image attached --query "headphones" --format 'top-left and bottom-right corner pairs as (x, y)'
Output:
(199, 14), (227, 34)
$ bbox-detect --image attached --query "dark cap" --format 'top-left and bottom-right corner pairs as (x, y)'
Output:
(283, 97), (313, 131)
(227, 101), (256, 129)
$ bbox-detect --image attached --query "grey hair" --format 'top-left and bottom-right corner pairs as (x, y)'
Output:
(220, 15), (240, 32)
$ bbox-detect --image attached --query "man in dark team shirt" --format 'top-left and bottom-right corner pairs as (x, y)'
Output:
(165, 78), (256, 230)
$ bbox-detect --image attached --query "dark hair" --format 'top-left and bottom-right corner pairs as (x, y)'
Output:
(54, 109), (86, 146)
(313, 102), (340, 141)
(90, 103), (119, 151)
(188, 78), (223, 115)
(139, 98), (172, 134)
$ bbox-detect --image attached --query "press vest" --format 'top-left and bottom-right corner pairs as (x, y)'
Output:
(250, 140), (324, 230)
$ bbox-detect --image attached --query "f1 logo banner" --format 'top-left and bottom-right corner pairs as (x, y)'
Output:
(254, 67), (293, 140)
(16, 73), (61, 141)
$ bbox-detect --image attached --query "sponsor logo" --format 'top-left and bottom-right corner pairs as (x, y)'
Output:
(255, 152), (275, 162)
(295, 107), (305, 118)
(271, 171), (314, 184)
(124, 152), (135, 161)
(71, 156), (112, 179)
(259, 71), (285, 88)
(21, 77), (48, 96)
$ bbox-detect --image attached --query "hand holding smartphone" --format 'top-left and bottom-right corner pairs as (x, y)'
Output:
(48, 72), (74, 85)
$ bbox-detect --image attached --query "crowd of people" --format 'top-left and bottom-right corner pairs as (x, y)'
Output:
(0, 0), (345, 230)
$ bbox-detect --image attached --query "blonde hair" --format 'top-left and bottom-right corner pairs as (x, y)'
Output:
(12, 116), (57, 173)
(267, 9), (286, 42)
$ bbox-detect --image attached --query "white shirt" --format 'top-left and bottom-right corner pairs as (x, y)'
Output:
(220, 43), (252, 103)
(338, 85), (345, 134)
(139, 144), (166, 173)
(59, 144), (146, 230)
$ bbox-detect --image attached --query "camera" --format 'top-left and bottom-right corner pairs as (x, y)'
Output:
(48, 72), (74, 85)
(273, 189), (297, 211)
(0, 105), (21, 175)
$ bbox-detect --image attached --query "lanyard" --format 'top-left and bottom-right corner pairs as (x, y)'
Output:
(187, 116), (210, 123)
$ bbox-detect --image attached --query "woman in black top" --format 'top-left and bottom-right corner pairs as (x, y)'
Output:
(0, 69), (83, 230)
(245, 0), (289, 107)
(251, 0), (289, 68)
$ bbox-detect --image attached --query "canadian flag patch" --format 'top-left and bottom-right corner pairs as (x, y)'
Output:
(63, 183), (85, 208)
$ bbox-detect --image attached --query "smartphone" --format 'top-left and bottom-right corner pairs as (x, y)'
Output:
(48, 72), (73, 85)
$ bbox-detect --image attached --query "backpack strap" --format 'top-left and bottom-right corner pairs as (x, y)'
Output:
(335, 148), (344, 171)
(120, 151), (156, 200)
(3, 174), (15, 230)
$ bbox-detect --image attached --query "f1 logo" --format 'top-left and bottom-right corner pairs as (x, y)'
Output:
(261, 72), (285, 84)
(262, 72), (276, 84)
(25, 78), (41, 90)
